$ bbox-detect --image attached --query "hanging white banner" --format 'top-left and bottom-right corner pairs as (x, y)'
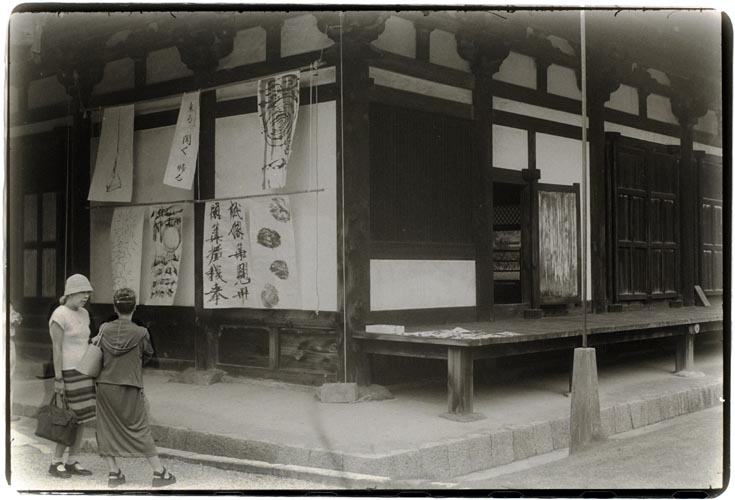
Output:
(248, 196), (301, 309)
(88, 105), (135, 202)
(146, 204), (185, 306)
(163, 91), (201, 190)
(202, 198), (255, 308)
(110, 206), (145, 298)
(257, 72), (300, 190)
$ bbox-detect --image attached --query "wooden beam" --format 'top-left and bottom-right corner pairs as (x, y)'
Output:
(447, 346), (474, 415)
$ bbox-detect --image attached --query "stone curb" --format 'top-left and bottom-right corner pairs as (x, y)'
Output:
(13, 381), (723, 482)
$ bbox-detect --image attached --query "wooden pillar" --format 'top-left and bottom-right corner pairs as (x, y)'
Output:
(194, 90), (218, 370)
(675, 323), (700, 373)
(455, 25), (514, 322)
(415, 23), (433, 62)
(55, 60), (103, 277)
(672, 78), (710, 307)
(579, 37), (630, 313)
(318, 13), (387, 382)
(442, 346), (484, 421)
(522, 168), (542, 317)
(176, 26), (234, 371)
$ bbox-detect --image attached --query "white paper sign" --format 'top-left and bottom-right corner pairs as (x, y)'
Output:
(146, 204), (185, 305)
(110, 207), (145, 298)
(248, 196), (301, 309)
(163, 91), (200, 190)
(257, 73), (300, 190)
(88, 105), (135, 202)
(202, 199), (254, 308)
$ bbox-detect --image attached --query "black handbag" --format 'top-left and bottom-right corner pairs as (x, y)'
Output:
(35, 393), (78, 446)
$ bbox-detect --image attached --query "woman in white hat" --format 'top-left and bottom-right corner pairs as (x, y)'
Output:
(47, 274), (97, 478)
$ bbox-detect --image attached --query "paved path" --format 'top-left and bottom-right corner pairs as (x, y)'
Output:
(7, 416), (336, 492)
(457, 405), (725, 491)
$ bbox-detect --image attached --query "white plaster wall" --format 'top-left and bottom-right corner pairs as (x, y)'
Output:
(219, 27), (267, 69)
(90, 125), (196, 306)
(147, 47), (192, 85)
(548, 35), (575, 56)
(370, 67), (472, 104)
(493, 125), (528, 171)
(216, 67), (336, 102)
(370, 260), (476, 310)
(547, 64), (581, 100)
(430, 29), (471, 72)
(535, 133), (592, 300)
(494, 97), (583, 127)
(28, 76), (67, 110)
(694, 110), (719, 136)
(606, 84), (638, 115)
(215, 101), (338, 312)
(494, 51), (536, 90)
(95, 58), (135, 95)
(372, 15), (415, 58)
(647, 93), (678, 124)
(604, 122), (679, 146)
(281, 14), (333, 58)
(647, 68), (671, 86)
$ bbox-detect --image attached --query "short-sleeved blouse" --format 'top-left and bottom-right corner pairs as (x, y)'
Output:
(49, 305), (91, 370)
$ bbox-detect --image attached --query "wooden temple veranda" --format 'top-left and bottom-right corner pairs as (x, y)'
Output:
(6, 8), (728, 398)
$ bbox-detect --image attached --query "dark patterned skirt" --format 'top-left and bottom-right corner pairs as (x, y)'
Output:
(61, 369), (96, 424)
(95, 383), (157, 458)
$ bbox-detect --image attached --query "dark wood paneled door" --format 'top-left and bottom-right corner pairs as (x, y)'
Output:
(609, 135), (680, 302)
(698, 154), (723, 295)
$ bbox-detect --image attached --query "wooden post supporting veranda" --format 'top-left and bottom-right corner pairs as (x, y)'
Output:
(442, 346), (485, 422)
(675, 323), (703, 377)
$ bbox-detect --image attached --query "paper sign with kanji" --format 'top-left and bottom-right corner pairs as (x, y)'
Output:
(163, 91), (200, 190)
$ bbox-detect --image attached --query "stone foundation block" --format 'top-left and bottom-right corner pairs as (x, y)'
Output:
(512, 426), (536, 461)
(532, 422), (554, 455)
(317, 383), (358, 403)
(419, 444), (450, 479)
(613, 405), (633, 434)
(646, 398), (663, 424)
(687, 388), (705, 412)
(491, 430), (514, 467)
(629, 400), (648, 429)
(550, 418), (570, 450)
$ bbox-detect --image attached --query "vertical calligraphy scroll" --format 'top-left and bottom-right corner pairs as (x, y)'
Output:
(88, 105), (135, 202)
(110, 207), (145, 298)
(257, 72), (300, 190)
(163, 91), (201, 190)
(248, 196), (301, 309)
(202, 199), (254, 308)
(147, 204), (185, 305)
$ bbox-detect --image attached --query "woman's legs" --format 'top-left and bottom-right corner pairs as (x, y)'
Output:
(66, 426), (85, 464)
(52, 443), (66, 463)
(146, 455), (164, 474)
(104, 456), (119, 473)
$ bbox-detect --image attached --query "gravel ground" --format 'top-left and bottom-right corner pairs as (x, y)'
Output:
(9, 417), (339, 493)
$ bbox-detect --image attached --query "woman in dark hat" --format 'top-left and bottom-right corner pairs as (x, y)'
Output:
(94, 287), (176, 488)
(47, 274), (97, 478)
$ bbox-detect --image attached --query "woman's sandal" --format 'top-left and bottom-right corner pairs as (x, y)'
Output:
(152, 467), (176, 487)
(108, 470), (126, 488)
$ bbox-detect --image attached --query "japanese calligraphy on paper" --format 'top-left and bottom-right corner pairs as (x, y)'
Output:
(147, 204), (184, 305)
(202, 196), (300, 309)
(110, 207), (145, 298)
(257, 72), (300, 190)
(88, 105), (135, 202)
(163, 91), (200, 190)
(203, 199), (254, 308)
